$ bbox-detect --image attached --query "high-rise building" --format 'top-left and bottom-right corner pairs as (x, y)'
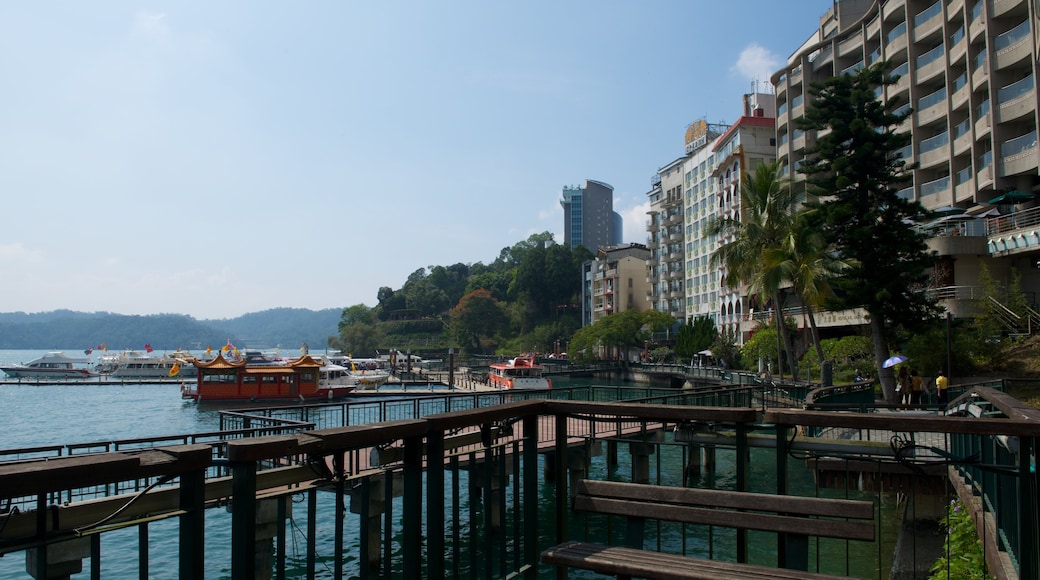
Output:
(645, 93), (777, 340)
(773, 0), (1040, 321)
(580, 243), (652, 326)
(561, 180), (621, 252)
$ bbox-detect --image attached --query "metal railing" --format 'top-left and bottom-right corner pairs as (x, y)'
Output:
(1, 388), (1037, 579)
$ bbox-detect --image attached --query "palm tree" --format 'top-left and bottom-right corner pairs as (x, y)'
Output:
(769, 209), (852, 371)
(706, 162), (799, 380)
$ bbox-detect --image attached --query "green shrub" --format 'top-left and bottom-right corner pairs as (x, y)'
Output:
(930, 500), (991, 580)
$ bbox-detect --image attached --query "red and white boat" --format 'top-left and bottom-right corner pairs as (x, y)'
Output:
(181, 352), (356, 402)
(488, 355), (551, 390)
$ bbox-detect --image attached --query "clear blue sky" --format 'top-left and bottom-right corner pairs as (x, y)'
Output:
(1, 2), (831, 319)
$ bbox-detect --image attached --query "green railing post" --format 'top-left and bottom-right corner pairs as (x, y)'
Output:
(1020, 436), (1038, 579)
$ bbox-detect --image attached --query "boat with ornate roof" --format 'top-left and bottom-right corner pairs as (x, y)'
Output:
(1, 352), (97, 380)
(487, 355), (551, 390)
(181, 352), (356, 402)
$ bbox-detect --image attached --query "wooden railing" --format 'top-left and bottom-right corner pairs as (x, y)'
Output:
(0, 393), (1037, 579)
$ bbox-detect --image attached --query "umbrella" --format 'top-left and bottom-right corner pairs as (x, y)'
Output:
(882, 355), (908, 368)
(697, 349), (713, 356)
(931, 205), (964, 215)
(987, 190), (1035, 205)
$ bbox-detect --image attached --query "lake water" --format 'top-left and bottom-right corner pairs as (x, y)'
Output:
(0, 350), (889, 579)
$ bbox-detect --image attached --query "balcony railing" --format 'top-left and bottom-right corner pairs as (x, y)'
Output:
(997, 75), (1034, 107)
(994, 20), (1030, 52)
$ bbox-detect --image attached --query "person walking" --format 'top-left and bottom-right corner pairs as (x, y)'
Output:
(897, 367), (912, 408)
(935, 369), (949, 406)
(910, 370), (924, 406)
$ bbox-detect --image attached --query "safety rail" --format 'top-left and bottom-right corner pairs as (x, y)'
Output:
(0, 394), (1036, 579)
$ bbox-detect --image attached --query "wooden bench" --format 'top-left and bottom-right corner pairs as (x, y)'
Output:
(541, 479), (875, 580)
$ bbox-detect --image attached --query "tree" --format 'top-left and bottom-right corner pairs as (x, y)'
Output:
(706, 161), (800, 379)
(450, 289), (507, 352)
(772, 209), (851, 369)
(674, 315), (717, 360)
(797, 61), (940, 403)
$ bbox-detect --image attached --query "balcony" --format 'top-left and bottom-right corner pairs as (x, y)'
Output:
(996, 75), (1036, 123)
(918, 131), (950, 168)
(912, 1), (943, 41)
(919, 174), (951, 199)
(954, 165), (975, 200)
(972, 48), (990, 90)
(974, 99), (991, 136)
(838, 35), (862, 57)
(994, 20), (1031, 70)
(949, 28), (967, 65)
(953, 119), (973, 154)
(968, 1), (986, 41)
(914, 44), (946, 83)
(916, 87), (947, 125)
(950, 73), (970, 111)
(886, 21), (908, 53)
(977, 150), (994, 186)
(998, 131), (1038, 177)
(990, 0), (1023, 19)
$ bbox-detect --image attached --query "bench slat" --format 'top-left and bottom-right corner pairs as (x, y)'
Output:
(578, 479), (875, 520)
(574, 495), (875, 542)
(542, 541), (858, 580)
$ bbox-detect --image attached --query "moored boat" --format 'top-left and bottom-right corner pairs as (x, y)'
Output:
(1, 352), (97, 380)
(106, 350), (197, 379)
(488, 355), (551, 390)
(182, 352), (356, 402)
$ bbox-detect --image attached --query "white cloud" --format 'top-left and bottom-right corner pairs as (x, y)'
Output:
(619, 200), (651, 245)
(0, 242), (45, 264)
(134, 11), (169, 34)
(732, 43), (781, 86)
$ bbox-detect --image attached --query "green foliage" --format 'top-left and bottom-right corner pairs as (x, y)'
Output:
(567, 310), (671, 361)
(711, 327), (742, 369)
(800, 335), (874, 382)
(650, 346), (674, 363)
(741, 327), (778, 370)
(902, 319), (981, 377)
(450, 289), (507, 353)
(930, 500), (991, 580)
(706, 162), (800, 378)
(798, 61), (941, 400)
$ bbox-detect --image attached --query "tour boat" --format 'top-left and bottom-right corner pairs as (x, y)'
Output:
(488, 355), (551, 390)
(1, 352), (97, 380)
(182, 352), (356, 402)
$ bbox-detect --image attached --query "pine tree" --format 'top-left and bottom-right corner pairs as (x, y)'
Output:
(797, 61), (940, 403)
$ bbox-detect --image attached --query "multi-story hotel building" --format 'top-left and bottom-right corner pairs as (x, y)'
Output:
(772, 0), (1040, 318)
(580, 243), (652, 326)
(646, 94), (777, 341)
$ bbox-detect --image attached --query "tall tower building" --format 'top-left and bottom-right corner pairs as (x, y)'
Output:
(561, 180), (620, 252)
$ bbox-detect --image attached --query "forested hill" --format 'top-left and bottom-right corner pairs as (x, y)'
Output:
(0, 308), (342, 351)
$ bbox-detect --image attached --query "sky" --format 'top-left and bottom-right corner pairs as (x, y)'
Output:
(0, 2), (832, 320)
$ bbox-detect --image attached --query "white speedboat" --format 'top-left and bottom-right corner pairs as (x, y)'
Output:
(1, 352), (97, 380)
(107, 350), (195, 379)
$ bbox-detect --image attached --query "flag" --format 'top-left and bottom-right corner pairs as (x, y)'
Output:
(144, 344), (153, 353)
(169, 363), (181, 377)
(84, 348), (93, 355)
(205, 346), (212, 354)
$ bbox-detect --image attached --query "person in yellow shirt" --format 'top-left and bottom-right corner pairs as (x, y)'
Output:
(935, 370), (949, 406)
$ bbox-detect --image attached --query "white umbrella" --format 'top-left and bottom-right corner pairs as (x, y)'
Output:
(882, 355), (908, 368)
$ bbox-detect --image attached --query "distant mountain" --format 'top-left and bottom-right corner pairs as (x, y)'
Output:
(202, 308), (342, 351)
(0, 308), (343, 351)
